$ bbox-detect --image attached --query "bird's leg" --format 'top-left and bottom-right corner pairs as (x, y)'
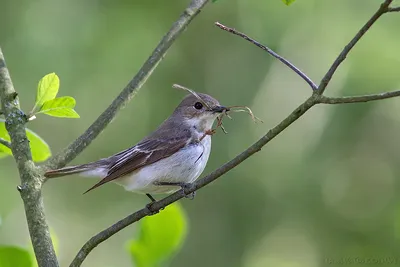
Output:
(154, 182), (196, 200)
(146, 193), (156, 202)
(145, 193), (159, 215)
(199, 129), (217, 141)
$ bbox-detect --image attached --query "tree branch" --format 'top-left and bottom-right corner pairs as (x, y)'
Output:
(318, 90), (400, 104)
(69, 95), (318, 267)
(317, 0), (393, 94)
(0, 137), (11, 148)
(214, 22), (318, 90)
(388, 7), (400, 12)
(0, 48), (59, 266)
(44, 0), (211, 171)
(71, 0), (400, 265)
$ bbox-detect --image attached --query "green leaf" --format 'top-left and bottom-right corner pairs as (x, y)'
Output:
(0, 144), (9, 158)
(0, 120), (51, 162)
(0, 122), (11, 158)
(128, 203), (188, 267)
(34, 73), (59, 111)
(282, 0), (296, 5)
(0, 246), (33, 267)
(37, 97), (80, 118)
(26, 128), (52, 162)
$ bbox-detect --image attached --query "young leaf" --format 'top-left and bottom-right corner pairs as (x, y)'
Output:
(37, 96), (80, 118)
(128, 203), (188, 267)
(0, 122), (11, 157)
(0, 120), (51, 162)
(0, 145), (9, 158)
(0, 246), (33, 267)
(33, 73), (60, 112)
(26, 128), (52, 162)
(282, 0), (296, 5)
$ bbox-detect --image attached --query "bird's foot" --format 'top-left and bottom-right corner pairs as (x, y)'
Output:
(154, 182), (196, 200)
(145, 203), (159, 215)
(145, 193), (159, 215)
(180, 183), (196, 200)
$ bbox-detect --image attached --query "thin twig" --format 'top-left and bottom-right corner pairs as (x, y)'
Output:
(69, 95), (318, 267)
(44, 0), (211, 172)
(0, 48), (59, 266)
(388, 6), (400, 12)
(318, 90), (400, 104)
(0, 137), (11, 148)
(317, 0), (393, 94)
(214, 22), (318, 90)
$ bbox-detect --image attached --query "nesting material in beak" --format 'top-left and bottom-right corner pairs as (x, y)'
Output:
(212, 106), (229, 113)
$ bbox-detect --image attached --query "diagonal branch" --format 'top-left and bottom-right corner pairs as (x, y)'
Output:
(317, 0), (393, 94)
(0, 137), (11, 148)
(44, 0), (211, 171)
(318, 90), (400, 104)
(0, 48), (59, 266)
(69, 95), (318, 267)
(214, 22), (318, 90)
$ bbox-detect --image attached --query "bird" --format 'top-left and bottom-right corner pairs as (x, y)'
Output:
(45, 93), (228, 202)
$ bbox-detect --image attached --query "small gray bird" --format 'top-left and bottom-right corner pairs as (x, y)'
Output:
(45, 93), (228, 202)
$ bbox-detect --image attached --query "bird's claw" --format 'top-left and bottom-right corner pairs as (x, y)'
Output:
(145, 203), (160, 215)
(153, 181), (196, 200)
(179, 183), (196, 200)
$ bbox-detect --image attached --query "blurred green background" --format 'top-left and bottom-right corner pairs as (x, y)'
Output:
(1, 0), (400, 266)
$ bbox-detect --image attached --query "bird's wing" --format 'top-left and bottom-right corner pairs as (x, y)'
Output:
(84, 134), (191, 193)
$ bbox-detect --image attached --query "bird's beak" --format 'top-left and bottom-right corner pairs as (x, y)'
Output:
(211, 105), (229, 113)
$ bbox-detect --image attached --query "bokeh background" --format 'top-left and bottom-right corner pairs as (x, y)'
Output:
(1, 0), (400, 266)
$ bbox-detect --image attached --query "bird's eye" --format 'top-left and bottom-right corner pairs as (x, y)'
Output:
(194, 102), (203, 110)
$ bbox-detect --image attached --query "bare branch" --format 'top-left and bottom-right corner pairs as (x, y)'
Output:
(317, 0), (393, 94)
(318, 90), (400, 104)
(214, 22), (318, 90)
(69, 95), (318, 267)
(0, 137), (11, 148)
(44, 0), (211, 171)
(0, 48), (59, 266)
(388, 6), (400, 12)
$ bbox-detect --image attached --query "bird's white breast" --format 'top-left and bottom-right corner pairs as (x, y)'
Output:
(116, 135), (212, 194)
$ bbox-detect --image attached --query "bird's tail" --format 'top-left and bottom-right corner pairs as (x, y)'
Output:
(45, 163), (99, 178)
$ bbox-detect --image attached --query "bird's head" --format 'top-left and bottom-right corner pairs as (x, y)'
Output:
(174, 93), (229, 131)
